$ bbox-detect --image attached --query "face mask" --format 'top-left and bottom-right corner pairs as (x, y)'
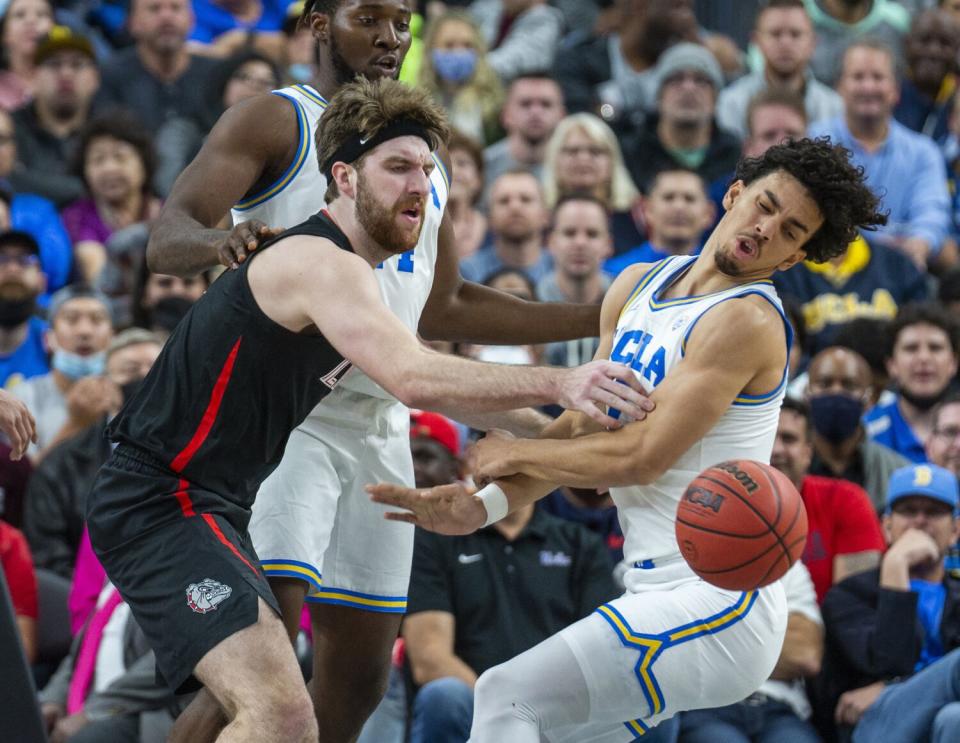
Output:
(0, 297), (36, 328)
(431, 49), (478, 84)
(287, 63), (312, 83)
(900, 385), (950, 412)
(152, 296), (194, 333)
(52, 350), (106, 380)
(473, 345), (535, 366)
(809, 393), (864, 443)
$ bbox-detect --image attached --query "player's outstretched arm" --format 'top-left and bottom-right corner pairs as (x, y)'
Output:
(147, 95), (293, 276)
(472, 295), (788, 489)
(418, 213), (602, 344)
(273, 240), (652, 426)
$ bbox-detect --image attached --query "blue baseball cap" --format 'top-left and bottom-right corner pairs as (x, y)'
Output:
(886, 464), (960, 514)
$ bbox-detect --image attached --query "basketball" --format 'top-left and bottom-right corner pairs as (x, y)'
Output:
(675, 460), (807, 591)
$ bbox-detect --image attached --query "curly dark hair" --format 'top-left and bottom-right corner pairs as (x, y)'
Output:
(72, 110), (157, 197)
(733, 137), (887, 263)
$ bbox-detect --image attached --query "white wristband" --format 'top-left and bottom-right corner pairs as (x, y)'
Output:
(477, 483), (509, 527)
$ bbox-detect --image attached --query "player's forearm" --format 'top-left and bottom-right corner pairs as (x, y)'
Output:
(500, 430), (651, 488)
(397, 353), (563, 413)
(452, 408), (553, 438)
(146, 210), (224, 276)
(420, 282), (601, 344)
(769, 620), (823, 680)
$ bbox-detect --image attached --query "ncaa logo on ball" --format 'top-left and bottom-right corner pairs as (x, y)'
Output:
(684, 486), (725, 513)
(186, 578), (232, 614)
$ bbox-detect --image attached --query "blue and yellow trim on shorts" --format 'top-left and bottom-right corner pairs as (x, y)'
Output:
(594, 590), (758, 736)
(260, 559), (323, 594)
(232, 90), (318, 212)
(306, 585), (407, 613)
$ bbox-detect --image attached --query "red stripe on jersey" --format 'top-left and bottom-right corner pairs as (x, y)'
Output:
(202, 513), (257, 574)
(173, 478), (195, 517)
(171, 337), (243, 473)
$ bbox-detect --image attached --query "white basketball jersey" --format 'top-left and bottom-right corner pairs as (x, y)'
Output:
(231, 84), (449, 399)
(609, 255), (792, 570)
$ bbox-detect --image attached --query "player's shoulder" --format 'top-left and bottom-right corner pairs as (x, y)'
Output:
(207, 92), (300, 152)
(605, 262), (657, 306)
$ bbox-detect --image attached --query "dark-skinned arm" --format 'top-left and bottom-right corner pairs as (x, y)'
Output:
(146, 94), (296, 276)
(418, 212), (601, 344)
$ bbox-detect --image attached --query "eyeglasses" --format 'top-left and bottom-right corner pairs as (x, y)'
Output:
(0, 253), (39, 268)
(41, 57), (95, 73)
(559, 145), (610, 158)
(231, 72), (277, 89)
(934, 426), (960, 441)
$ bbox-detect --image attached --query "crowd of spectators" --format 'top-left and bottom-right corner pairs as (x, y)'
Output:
(7, 0), (960, 741)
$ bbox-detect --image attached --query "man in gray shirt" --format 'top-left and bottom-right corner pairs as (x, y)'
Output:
(717, 0), (843, 138)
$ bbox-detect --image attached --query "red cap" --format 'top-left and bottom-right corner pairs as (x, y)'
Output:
(410, 410), (460, 457)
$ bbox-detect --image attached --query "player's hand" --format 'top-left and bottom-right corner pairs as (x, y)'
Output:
(367, 481), (486, 535)
(835, 681), (885, 726)
(0, 389), (36, 460)
(558, 360), (653, 428)
(470, 430), (519, 485)
(219, 220), (283, 269)
(66, 376), (122, 429)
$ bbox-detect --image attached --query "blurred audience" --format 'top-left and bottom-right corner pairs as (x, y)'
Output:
(817, 463), (960, 743)
(0, 0), (55, 111)
(100, 0), (218, 134)
(927, 394), (960, 477)
(538, 193), (611, 368)
(540, 112), (643, 252)
(606, 168), (712, 275)
(555, 0), (698, 128)
(12, 26), (101, 208)
(23, 328), (161, 580)
(810, 40), (950, 269)
(772, 397), (886, 602)
(865, 304), (959, 464)
(620, 42), (740, 195)
(129, 263), (208, 340)
(482, 73), (564, 203)
(470, 0), (562, 82)
(0, 516), (37, 663)
(805, 346), (909, 511)
(189, 0), (289, 46)
(0, 230), (49, 389)
(419, 11), (503, 146)
(446, 130), (488, 259)
(806, 0), (909, 86)
(63, 113), (161, 316)
(894, 8), (960, 148)
(13, 285), (113, 459)
(717, 0), (841, 140)
(460, 169), (551, 284)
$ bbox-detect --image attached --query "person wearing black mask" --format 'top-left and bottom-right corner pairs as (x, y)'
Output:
(865, 304), (960, 465)
(806, 345), (910, 512)
(23, 328), (161, 579)
(0, 230), (49, 389)
(130, 262), (209, 340)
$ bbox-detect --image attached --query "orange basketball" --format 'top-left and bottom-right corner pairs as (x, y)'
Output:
(675, 460), (807, 591)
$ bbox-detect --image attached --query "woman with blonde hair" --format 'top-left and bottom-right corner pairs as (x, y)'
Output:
(542, 112), (644, 253)
(418, 10), (504, 146)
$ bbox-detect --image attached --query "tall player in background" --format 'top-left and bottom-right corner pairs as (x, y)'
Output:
(372, 139), (887, 741)
(148, 1), (614, 741)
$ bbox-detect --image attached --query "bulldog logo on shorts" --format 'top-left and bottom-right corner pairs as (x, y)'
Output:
(186, 578), (233, 614)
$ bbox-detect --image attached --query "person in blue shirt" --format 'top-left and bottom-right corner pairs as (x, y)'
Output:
(865, 304), (958, 464)
(809, 39), (950, 270)
(189, 0), (290, 44)
(818, 463), (960, 743)
(604, 168), (711, 276)
(0, 231), (51, 389)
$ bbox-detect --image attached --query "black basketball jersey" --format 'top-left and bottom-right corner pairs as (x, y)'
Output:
(109, 211), (356, 507)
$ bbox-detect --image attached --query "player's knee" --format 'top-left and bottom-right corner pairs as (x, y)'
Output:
(258, 689), (316, 741)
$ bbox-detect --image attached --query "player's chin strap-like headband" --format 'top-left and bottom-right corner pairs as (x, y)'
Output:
(321, 118), (434, 180)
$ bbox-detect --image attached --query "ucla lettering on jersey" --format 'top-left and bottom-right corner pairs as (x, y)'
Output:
(230, 83), (450, 400)
(609, 256), (793, 584)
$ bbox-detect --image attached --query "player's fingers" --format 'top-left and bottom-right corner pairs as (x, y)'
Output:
(594, 381), (648, 421)
(597, 366), (653, 409)
(383, 511), (418, 525)
(366, 482), (418, 508)
(578, 401), (621, 430)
